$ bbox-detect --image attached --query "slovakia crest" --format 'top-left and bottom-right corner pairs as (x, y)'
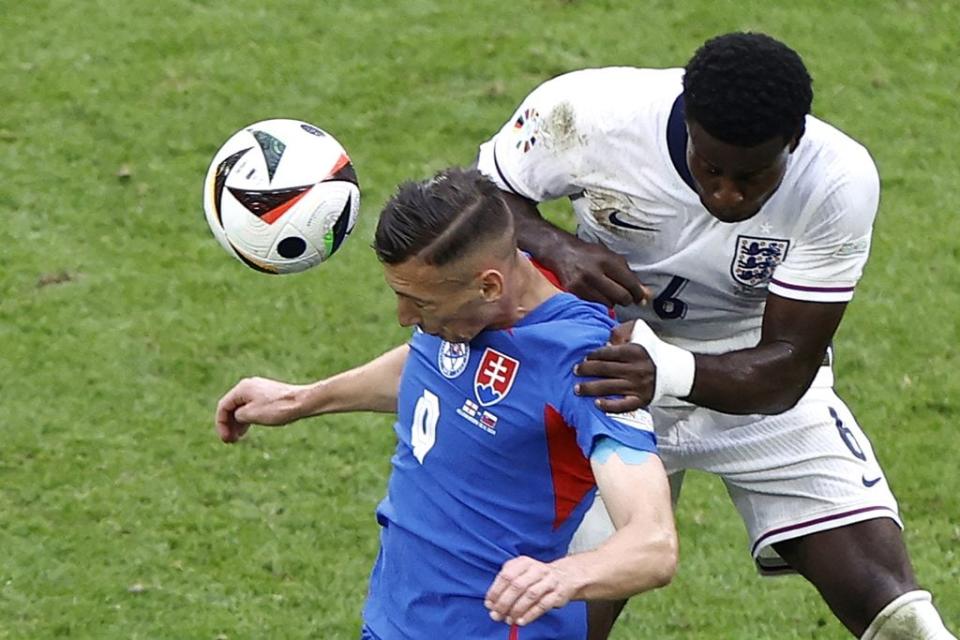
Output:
(438, 340), (470, 379)
(474, 347), (520, 407)
(731, 235), (790, 288)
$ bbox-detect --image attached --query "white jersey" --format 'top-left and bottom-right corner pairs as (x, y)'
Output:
(477, 67), (880, 355)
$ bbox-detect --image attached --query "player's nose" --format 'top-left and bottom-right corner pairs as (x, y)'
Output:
(708, 177), (745, 210)
(396, 299), (420, 328)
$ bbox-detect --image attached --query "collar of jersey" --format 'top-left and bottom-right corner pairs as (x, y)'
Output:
(511, 291), (580, 329)
(666, 94), (698, 193)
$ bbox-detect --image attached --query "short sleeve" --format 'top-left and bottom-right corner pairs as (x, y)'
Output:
(770, 149), (880, 302)
(536, 321), (657, 458)
(476, 73), (587, 203)
(562, 392), (657, 459)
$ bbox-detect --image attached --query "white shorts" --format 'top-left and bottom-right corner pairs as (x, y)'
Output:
(571, 374), (902, 574)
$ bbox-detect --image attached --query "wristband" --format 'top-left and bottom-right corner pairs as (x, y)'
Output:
(629, 321), (696, 403)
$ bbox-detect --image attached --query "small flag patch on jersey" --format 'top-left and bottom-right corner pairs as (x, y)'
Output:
(456, 399), (499, 435)
(512, 107), (541, 153)
(459, 398), (479, 418)
(479, 411), (499, 431)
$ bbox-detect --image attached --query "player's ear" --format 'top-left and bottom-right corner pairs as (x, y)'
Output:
(788, 124), (804, 153)
(478, 269), (504, 302)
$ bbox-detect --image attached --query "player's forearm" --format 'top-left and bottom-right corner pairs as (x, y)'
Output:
(501, 192), (575, 260)
(298, 345), (408, 416)
(551, 522), (677, 601)
(687, 342), (821, 414)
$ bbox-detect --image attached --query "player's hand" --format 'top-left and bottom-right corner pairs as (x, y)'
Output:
(574, 322), (655, 413)
(485, 556), (578, 627)
(215, 377), (307, 443)
(543, 239), (651, 308)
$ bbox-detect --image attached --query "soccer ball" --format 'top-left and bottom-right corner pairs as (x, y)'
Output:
(202, 118), (360, 274)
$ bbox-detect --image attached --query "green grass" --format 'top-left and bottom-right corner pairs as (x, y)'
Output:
(1, 1), (958, 638)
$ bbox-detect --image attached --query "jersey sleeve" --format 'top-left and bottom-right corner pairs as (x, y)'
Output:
(567, 399), (658, 460)
(544, 324), (658, 458)
(769, 148), (880, 302)
(476, 73), (588, 202)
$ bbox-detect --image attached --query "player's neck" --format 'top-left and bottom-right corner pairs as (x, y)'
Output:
(499, 256), (562, 327)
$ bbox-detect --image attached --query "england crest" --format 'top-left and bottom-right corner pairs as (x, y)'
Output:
(438, 340), (470, 379)
(731, 235), (790, 288)
(474, 347), (520, 407)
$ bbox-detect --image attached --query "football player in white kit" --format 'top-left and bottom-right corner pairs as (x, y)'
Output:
(476, 32), (955, 640)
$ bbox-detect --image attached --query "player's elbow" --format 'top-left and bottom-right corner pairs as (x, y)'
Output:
(630, 527), (678, 592)
(649, 532), (679, 589)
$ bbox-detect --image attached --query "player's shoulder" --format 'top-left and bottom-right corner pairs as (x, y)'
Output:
(508, 293), (615, 364)
(797, 116), (879, 184)
(536, 66), (682, 91)
(524, 66), (683, 116)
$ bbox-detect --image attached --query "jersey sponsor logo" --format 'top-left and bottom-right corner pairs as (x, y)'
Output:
(438, 340), (470, 379)
(474, 347), (520, 406)
(512, 107), (541, 153)
(457, 398), (500, 435)
(731, 235), (790, 288)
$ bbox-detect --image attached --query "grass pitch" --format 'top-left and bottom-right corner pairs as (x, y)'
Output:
(1, 1), (958, 638)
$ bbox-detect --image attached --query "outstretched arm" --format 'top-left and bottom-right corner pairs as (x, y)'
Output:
(484, 438), (676, 626)
(215, 344), (409, 442)
(576, 294), (844, 414)
(501, 192), (650, 308)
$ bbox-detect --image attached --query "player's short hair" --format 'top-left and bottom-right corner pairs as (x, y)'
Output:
(683, 32), (813, 146)
(374, 167), (515, 266)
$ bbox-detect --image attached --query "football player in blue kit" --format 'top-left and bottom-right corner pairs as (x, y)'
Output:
(215, 168), (678, 639)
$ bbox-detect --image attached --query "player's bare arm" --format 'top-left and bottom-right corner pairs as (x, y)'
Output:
(484, 437), (676, 626)
(502, 192), (650, 308)
(576, 295), (845, 414)
(216, 344), (409, 442)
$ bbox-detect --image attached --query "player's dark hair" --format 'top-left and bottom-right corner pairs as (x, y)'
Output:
(374, 167), (515, 266)
(683, 32), (813, 146)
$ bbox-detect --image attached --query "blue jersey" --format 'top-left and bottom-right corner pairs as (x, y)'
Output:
(363, 293), (658, 640)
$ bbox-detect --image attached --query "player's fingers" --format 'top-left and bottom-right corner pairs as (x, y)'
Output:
(233, 403), (259, 425)
(233, 422), (250, 441)
(505, 574), (562, 625)
(216, 413), (250, 443)
(594, 395), (646, 414)
(573, 378), (636, 398)
(216, 400), (240, 443)
(485, 558), (540, 621)
(484, 561), (522, 609)
(579, 343), (649, 365)
(583, 270), (636, 308)
(600, 261), (651, 306)
(514, 593), (568, 626)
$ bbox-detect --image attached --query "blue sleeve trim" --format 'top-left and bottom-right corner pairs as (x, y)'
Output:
(591, 436), (653, 465)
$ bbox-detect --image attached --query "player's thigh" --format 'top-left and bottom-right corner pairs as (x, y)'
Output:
(710, 390), (902, 572)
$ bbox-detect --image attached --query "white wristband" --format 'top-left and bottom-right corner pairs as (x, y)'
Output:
(629, 321), (696, 403)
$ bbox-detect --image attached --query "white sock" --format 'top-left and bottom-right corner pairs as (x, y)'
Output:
(861, 590), (956, 640)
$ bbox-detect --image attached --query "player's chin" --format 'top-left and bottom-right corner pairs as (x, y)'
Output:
(704, 204), (762, 223)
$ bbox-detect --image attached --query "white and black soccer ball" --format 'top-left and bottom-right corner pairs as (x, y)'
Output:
(202, 118), (360, 274)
